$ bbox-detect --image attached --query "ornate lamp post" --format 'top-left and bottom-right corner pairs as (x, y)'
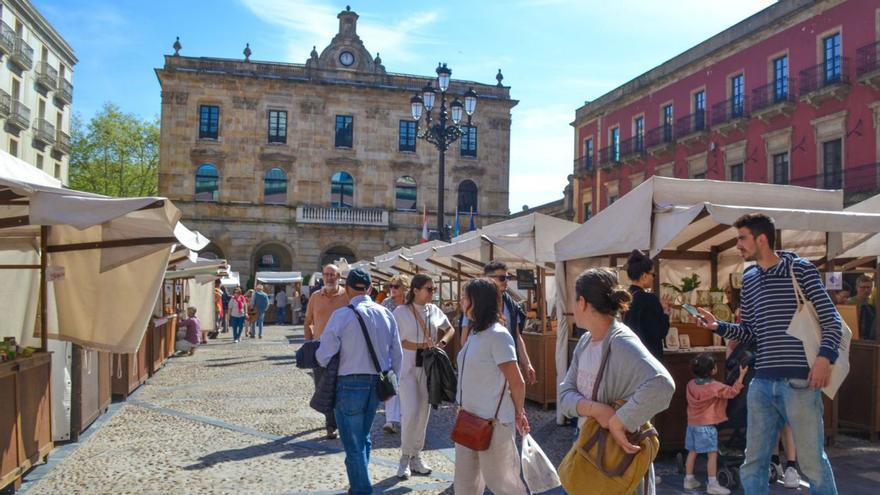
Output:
(410, 63), (477, 240)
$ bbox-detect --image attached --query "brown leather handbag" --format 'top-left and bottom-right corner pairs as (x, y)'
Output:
(450, 341), (507, 451)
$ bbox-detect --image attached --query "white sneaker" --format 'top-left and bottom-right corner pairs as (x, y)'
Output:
(784, 466), (800, 488)
(683, 477), (701, 490)
(409, 455), (432, 476)
(396, 456), (411, 479)
(707, 481), (731, 495)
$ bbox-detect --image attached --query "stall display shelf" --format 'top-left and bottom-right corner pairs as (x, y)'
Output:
(523, 331), (556, 408)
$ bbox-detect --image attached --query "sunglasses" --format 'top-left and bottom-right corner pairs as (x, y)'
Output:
(490, 274), (514, 281)
(421, 286), (436, 293)
(388, 284), (400, 289)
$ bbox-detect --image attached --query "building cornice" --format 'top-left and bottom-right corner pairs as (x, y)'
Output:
(7, 0), (77, 66)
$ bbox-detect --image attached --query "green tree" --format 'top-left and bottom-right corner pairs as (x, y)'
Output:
(69, 103), (159, 197)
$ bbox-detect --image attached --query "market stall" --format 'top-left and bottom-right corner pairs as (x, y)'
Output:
(255, 271), (303, 324)
(554, 177), (880, 449)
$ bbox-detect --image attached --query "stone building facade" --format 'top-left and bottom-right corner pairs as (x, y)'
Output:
(156, 7), (515, 284)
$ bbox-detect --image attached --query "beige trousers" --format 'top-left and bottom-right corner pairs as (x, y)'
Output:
(453, 421), (528, 495)
(399, 371), (430, 458)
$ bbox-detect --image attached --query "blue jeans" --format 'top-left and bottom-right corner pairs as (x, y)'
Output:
(742, 378), (837, 494)
(335, 375), (380, 495)
(276, 306), (285, 324)
(230, 316), (245, 341)
(250, 310), (265, 337)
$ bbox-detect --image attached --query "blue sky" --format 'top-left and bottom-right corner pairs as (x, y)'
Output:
(33, 0), (775, 211)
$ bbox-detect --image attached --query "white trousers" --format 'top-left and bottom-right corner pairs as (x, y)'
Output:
(453, 422), (527, 495)
(399, 370), (430, 458)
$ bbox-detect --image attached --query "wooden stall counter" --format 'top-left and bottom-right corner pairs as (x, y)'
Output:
(149, 315), (177, 376)
(523, 331), (557, 409)
(0, 352), (52, 493)
(839, 340), (880, 440)
(111, 329), (150, 400)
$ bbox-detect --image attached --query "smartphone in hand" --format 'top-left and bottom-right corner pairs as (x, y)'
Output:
(681, 303), (706, 323)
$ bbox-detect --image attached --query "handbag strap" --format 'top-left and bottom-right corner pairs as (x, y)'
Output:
(789, 264), (807, 306)
(349, 304), (384, 374)
(590, 337), (613, 402)
(409, 304), (433, 343)
(457, 334), (508, 420)
(580, 425), (658, 477)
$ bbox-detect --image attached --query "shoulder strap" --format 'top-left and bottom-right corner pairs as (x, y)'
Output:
(409, 304), (432, 342)
(349, 304), (383, 374)
(789, 264), (807, 306)
(591, 338), (613, 402)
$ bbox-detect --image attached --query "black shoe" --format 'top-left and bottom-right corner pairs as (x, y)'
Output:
(326, 428), (338, 440)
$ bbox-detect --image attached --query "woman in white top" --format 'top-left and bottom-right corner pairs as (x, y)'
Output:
(381, 274), (409, 434)
(392, 274), (454, 479)
(453, 278), (529, 495)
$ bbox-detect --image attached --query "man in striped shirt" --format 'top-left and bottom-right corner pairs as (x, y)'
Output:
(698, 213), (839, 495)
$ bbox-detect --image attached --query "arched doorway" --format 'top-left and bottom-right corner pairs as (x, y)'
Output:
(252, 243), (293, 276)
(320, 245), (356, 270)
(200, 242), (226, 261)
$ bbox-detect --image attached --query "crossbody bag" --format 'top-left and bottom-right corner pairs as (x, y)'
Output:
(450, 338), (507, 451)
(349, 305), (398, 401)
(409, 304), (434, 367)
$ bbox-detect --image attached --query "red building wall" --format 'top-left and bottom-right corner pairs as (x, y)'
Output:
(574, 0), (880, 221)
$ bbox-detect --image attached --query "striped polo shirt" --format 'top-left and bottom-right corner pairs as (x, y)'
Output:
(717, 251), (842, 380)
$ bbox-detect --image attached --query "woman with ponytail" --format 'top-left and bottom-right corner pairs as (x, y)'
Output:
(391, 274), (454, 479)
(559, 268), (675, 495)
(623, 249), (671, 360)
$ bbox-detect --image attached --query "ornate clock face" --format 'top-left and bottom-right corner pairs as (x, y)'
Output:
(339, 51), (354, 66)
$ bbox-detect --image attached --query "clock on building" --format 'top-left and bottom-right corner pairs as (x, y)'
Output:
(339, 51), (354, 66)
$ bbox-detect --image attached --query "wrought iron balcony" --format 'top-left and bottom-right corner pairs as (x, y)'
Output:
(711, 96), (749, 135)
(0, 22), (13, 56)
(296, 205), (389, 227)
(619, 134), (646, 163)
(799, 57), (850, 107)
(0, 89), (10, 119)
(32, 118), (56, 145)
(598, 144), (619, 168)
(35, 61), (58, 91)
(751, 79), (796, 122)
(675, 111), (708, 145)
(789, 162), (880, 205)
(574, 154), (593, 174)
(9, 36), (33, 70)
(55, 129), (70, 155)
(645, 125), (674, 156)
(7, 100), (30, 130)
(55, 78), (73, 105)
(856, 41), (880, 90)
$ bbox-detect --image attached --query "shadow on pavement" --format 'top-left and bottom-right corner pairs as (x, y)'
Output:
(182, 428), (329, 470)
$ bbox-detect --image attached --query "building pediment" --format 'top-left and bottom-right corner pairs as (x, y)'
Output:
(259, 148), (297, 164)
(389, 159), (421, 172)
(325, 156), (362, 169)
(310, 7), (385, 75)
(453, 162), (482, 175)
(190, 146), (227, 162)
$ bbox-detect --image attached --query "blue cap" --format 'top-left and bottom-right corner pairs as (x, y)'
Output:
(346, 268), (371, 291)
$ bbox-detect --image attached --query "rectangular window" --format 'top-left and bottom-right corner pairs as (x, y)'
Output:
(610, 127), (620, 161)
(731, 74), (744, 117)
(823, 32), (842, 83)
(460, 125), (477, 157)
(36, 154), (43, 171)
(583, 202), (592, 222)
(729, 163), (744, 182)
(199, 105), (219, 139)
(662, 104), (673, 141)
(54, 162), (61, 179)
(822, 139), (843, 189)
(634, 117), (644, 151)
(693, 91), (706, 130)
(773, 55), (789, 101)
(8, 138), (17, 157)
(399, 120), (417, 152)
(772, 152), (789, 185)
(268, 110), (287, 144)
(335, 115), (353, 148)
(584, 138), (593, 168)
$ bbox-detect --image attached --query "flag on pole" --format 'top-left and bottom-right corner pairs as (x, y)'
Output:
(468, 207), (476, 232)
(421, 205), (429, 243)
(453, 208), (461, 237)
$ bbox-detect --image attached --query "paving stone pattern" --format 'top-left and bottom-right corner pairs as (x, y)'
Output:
(14, 325), (880, 494)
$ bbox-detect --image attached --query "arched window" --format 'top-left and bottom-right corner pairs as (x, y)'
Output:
(195, 164), (219, 201)
(457, 180), (478, 214)
(331, 171), (354, 208)
(320, 245), (356, 270)
(394, 176), (417, 211)
(253, 243), (292, 274)
(264, 168), (287, 204)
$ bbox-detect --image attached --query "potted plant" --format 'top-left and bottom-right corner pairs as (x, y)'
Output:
(661, 274), (701, 305)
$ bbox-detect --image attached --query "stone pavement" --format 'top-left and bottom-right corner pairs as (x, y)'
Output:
(12, 324), (880, 494)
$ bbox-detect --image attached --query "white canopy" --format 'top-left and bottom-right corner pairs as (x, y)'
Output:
(836, 194), (880, 259)
(256, 271), (303, 284)
(0, 149), (192, 353)
(220, 270), (240, 287)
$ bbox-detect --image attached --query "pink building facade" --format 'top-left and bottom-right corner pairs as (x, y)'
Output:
(572, 0), (880, 222)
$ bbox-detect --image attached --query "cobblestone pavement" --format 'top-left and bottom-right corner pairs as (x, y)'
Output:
(14, 324), (880, 494)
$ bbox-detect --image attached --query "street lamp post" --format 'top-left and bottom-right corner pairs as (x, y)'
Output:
(410, 63), (477, 241)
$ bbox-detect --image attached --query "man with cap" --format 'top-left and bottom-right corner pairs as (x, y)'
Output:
(316, 268), (403, 495)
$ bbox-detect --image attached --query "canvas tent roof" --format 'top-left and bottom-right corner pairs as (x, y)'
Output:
(0, 149), (200, 353)
(256, 271), (303, 284)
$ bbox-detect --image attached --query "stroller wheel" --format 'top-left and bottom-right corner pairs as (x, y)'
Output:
(717, 467), (737, 489)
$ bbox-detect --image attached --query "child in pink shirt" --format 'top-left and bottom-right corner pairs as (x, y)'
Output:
(684, 353), (747, 495)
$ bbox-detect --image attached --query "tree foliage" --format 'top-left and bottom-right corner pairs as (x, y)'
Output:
(69, 103), (160, 197)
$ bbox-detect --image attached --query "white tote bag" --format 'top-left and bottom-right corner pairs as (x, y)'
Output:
(521, 434), (561, 493)
(785, 266), (851, 398)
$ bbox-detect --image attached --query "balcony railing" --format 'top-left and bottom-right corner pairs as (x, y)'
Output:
(0, 22), (13, 55)
(789, 162), (880, 204)
(645, 125), (674, 149)
(10, 36), (33, 70)
(574, 155), (593, 174)
(619, 134), (645, 161)
(55, 78), (73, 105)
(296, 205), (389, 226)
(856, 41), (880, 78)
(32, 118), (56, 145)
(0, 89), (10, 118)
(598, 144), (619, 166)
(55, 129), (70, 155)
(711, 96), (748, 126)
(8, 100), (30, 130)
(751, 78), (795, 113)
(799, 57), (850, 94)
(675, 111), (708, 138)
(35, 61), (58, 91)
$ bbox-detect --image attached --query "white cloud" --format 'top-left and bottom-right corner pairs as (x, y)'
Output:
(508, 104), (573, 210)
(238, 0), (440, 63)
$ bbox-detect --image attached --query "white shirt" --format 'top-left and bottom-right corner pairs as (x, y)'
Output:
(392, 303), (451, 377)
(275, 292), (288, 307)
(456, 322), (517, 424)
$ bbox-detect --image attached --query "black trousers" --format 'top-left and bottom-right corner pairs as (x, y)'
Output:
(312, 366), (337, 429)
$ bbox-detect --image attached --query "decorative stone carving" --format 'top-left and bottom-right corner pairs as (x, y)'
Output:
(325, 156), (362, 169)
(233, 96), (258, 110)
